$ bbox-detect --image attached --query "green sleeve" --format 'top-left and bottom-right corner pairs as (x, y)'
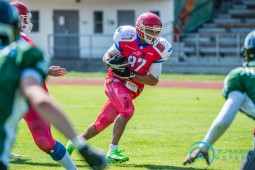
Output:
(222, 68), (245, 99)
(18, 46), (50, 81)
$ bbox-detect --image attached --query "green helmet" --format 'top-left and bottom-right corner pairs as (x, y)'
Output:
(0, 0), (19, 45)
(242, 30), (255, 66)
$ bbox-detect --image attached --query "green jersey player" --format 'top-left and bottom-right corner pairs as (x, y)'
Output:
(0, 1), (106, 169)
(183, 30), (255, 170)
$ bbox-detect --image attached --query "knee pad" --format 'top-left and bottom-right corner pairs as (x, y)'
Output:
(94, 110), (118, 132)
(119, 95), (135, 119)
(34, 133), (56, 152)
(25, 117), (56, 152)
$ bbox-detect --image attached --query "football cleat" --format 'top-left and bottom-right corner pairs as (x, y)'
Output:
(66, 140), (75, 155)
(10, 153), (21, 159)
(106, 150), (129, 164)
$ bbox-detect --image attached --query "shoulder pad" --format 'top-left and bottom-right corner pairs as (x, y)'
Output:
(18, 45), (50, 78)
(113, 26), (136, 44)
(153, 37), (172, 61)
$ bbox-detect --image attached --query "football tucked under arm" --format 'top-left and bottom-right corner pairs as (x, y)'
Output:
(105, 53), (127, 71)
(112, 67), (135, 79)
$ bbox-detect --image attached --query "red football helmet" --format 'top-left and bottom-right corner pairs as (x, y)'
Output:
(136, 12), (163, 45)
(11, 2), (33, 33)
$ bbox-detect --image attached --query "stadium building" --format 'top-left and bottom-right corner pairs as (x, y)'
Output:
(12, 0), (255, 74)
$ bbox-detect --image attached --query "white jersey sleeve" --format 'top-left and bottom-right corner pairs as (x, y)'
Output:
(113, 26), (136, 52)
(107, 44), (121, 56)
(148, 63), (162, 80)
(153, 37), (172, 61)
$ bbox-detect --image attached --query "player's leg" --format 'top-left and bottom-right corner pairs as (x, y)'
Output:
(238, 95), (255, 151)
(0, 104), (24, 169)
(104, 78), (135, 163)
(24, 105), (77, 170)
(66, 99), (119, 155)
(253, 129), (255, 150)
(85, 100), (119, 139)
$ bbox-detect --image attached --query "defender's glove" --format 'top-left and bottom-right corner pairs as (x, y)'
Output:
(105, 53), (127, 71)
(182, 149), (210, 165)
(78, 145), (107, 170)
(112, 67), (135, 79)
(73, 137), (107, 170)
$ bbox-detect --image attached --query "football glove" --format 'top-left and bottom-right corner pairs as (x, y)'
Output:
(183, 149), (210, 165)
(105, 53), (127, 71)
(112, 67), (135, 79)
(78, 145), (107, 170)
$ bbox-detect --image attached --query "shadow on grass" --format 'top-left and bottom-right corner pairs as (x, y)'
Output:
(10, 158), (89, 168)
(10, 158), (60, 167)
(75, 159), (212, 169)
(113, 163), (212, 170)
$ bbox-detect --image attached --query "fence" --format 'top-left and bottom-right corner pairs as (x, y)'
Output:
(169, 33), (245, 65)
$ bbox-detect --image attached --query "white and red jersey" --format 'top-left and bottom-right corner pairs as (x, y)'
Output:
(19, 32), (48, 90)
(107, 26), (172, 97)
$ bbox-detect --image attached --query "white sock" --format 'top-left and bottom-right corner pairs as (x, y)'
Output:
(107, 144), (118, 155)
(71, 136), (87, 149)
(57, 152), (76, 170)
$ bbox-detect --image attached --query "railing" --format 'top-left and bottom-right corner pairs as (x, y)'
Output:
(47, 33), (113, 59)
(48, 32), (245, 66)
(47, 23), (174, 59)
(170, 33), (246, 65)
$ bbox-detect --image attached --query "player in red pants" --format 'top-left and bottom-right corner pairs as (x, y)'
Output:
(66, 12), (172, 163)
(11, 2), (76, 169)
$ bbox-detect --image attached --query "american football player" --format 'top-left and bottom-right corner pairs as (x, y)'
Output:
(66, 12), (172, 163)
(10, 1), (78, 169)
(0, 1), (106, 170)
(182, 30), (255, 170)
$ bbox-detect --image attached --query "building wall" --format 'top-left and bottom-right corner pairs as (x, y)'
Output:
(13, 0), (174, 57)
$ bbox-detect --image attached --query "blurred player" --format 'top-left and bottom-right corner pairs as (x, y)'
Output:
(66, 12), (172, 163)
(10, 2), (80, 169)
(182, 30), (255, 170)
(0, 1), (106, 170)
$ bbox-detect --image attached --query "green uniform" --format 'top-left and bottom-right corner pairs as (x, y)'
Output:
(223, 66), (255, 118)
(0, 41), (49, 167)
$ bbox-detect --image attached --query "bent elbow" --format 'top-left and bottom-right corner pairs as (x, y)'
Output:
(150, 79), (159, 86)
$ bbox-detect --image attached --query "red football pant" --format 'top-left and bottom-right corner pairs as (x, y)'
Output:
(23, 83), (56, 152)
(94, 78), (135, 132)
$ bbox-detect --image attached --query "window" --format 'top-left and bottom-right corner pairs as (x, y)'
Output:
(31, 11), (39, 32)
(94, 11), (103, 33)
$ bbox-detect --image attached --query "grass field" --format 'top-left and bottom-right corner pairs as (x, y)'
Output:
(65, 71), (226, 81)
(11, 73), (254, 170)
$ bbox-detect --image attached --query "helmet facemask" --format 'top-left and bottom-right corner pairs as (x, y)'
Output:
(242, 48), (255, 66)
(138, 23), (162, 45)
(19, 13), (33, 33)
(242, 31), (255, 66)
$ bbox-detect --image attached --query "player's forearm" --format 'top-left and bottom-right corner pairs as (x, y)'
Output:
(102, 52), (112, 65)
(133, 74), (158, 86)
(199, 91), (244, 151)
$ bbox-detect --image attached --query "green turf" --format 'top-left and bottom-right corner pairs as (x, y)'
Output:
(65, 71), (226, 81)
(12, 85), (253, 170)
